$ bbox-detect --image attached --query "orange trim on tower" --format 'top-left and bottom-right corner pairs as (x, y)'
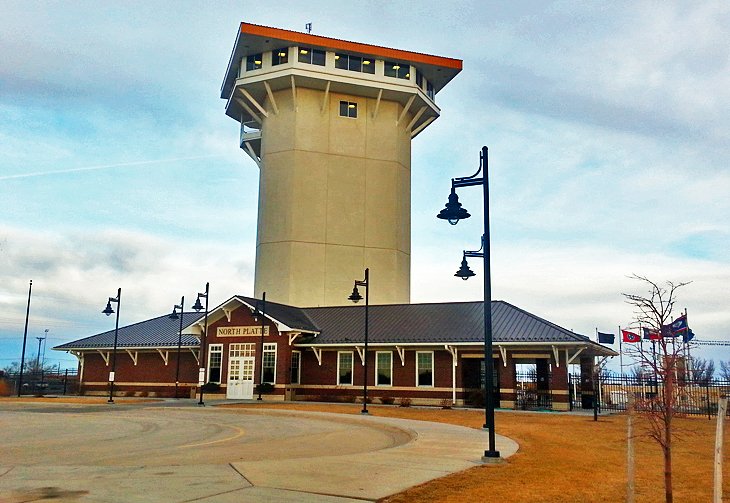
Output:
(240, 22), (462, 70)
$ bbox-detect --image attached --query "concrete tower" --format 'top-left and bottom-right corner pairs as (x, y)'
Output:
(221, 23), (461, 307)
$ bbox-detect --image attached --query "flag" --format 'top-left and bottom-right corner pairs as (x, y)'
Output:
(662, 314), (688, 337)
(683, 328), (695, 343)
(669, 314), (688, 335)
(622, 330), (641, 343)
(598, 332), (615, 344)
(642, 327), (661, 341)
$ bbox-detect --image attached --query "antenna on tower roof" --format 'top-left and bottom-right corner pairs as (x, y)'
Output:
(305, 22), (312, 34)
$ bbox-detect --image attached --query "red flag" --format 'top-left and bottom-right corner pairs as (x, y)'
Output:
(642, 327), (662, 340)
(622, 330), (640, 343)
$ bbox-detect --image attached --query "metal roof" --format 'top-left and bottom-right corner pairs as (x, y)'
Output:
(54, 299), (615, 356)
(235, 296), (320, 333)
(299, 300), (597, 346)
(54, 312), (204, 350)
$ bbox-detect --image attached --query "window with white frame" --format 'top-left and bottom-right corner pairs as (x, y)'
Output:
(376, 351), (392, 386)
(229, 343), (255, 358)
(290, 350), (301, 384)
(297, 46), (325, 66)
(262, 343), (277, 384)
(338, 351), (353, 385)
(384, 60), (410, 80)
(272, 47), (289, 66)
(416, 351), (434, 387)
(208, 344), (223, 383)
(339, 101), (357, 118)
(246, 53), (263, 71)
(334, 52), (375, 74)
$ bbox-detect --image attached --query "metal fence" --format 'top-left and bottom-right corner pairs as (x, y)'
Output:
(1, 369), (79, 396)
(515, 371), (553, 410)
(569, 374), (730, 417)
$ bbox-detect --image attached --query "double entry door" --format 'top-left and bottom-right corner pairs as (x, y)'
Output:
(227, 356), (255, 399)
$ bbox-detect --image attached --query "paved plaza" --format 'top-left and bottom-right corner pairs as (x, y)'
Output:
(0, 399), (518, 502)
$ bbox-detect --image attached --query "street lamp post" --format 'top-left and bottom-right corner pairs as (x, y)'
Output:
(437, 145), (500, 459)
(251, 292), (267, 401)
(169, 296), (185, 399)
(192, 283), (210, 406)
(102, 288), (122, 404)
(17, 279), (32, 397)
(348, 268), (369, 414)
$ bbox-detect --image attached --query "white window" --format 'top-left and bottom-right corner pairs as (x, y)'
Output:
(272, 47), (289, 66)
(384, 60), (410, 80)
(290, 350), (301, 384)
(297, 46), (325, 66)
(229, 343), (255, 358)
(416, 351), (434, 387)
(376, 351), (392, 386)
(207, 344), (223, 383)
(339, 101), (357, 118)
(246, 53), (263, 71)
(338, 351), (353, 385)
(262, 343), (277, 384)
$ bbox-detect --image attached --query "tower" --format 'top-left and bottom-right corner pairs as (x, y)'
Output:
(221, 23), (461, 307)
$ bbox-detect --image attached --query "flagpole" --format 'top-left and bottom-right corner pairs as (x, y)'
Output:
(619, 325), (623, 378)
(684, 307), (691, 383)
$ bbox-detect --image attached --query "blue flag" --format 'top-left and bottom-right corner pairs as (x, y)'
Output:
(598, 332), (615, 344)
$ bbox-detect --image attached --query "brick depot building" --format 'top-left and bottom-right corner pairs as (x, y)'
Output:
(54, 295), (614, 411)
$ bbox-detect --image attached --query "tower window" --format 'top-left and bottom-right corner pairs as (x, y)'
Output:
(426, 80), (435, 100)
(272, 48), (289, 66)
(385, 60), (410, 80)
(334, 53), (375, 74)
(339, 101), (357, 118)
(298, 46), (325, 66)
(246, 53), (263, 71)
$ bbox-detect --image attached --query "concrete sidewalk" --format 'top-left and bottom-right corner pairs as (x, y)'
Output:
(0, 401), (518, 502)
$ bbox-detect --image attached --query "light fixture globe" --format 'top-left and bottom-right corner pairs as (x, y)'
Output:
(454, 256), (476, 280)
(437, 189), (471, 225)
(191, 296), (204, 312)
(348, 285), (363, 303)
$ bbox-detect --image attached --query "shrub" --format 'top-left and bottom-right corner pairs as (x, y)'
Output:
(342, 394), (357, 403)
(380, 396), (395, 405)
(255, 382), (275, 394)
(124, 390), (135, 397)
(466, 390), (485, 408)
(398, 397), (412, 407)
(201, 382), (220, 393)
(439, 398), (453, 409)
(138, 390), (149, 397)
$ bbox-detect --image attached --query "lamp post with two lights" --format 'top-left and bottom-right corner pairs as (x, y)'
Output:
(436, 145), (500, 459)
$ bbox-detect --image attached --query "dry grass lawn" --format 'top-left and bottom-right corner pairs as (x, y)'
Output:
(224, 402), (727, 503)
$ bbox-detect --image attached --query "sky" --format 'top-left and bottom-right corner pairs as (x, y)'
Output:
(1, 1), (728, 372)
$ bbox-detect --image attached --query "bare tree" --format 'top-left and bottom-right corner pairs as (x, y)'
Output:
(719, 361), (730, 381)
(622, 275), (690, 503)
(690, 357), (715, 386)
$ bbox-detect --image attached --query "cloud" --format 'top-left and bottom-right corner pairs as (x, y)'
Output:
(0, 224), (255, 344)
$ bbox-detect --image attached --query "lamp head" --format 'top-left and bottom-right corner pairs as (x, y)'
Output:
(454, 256), (476, 280)
(437, 188), (471, 225)
(102, 300), (115, 316)
(168, 306), (179, 320)
(192, 296), (204, 312)
(348, 285), (363, 303)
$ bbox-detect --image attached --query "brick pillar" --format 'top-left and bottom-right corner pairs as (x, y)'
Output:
(580, 356), (595, 409)
(552, 351), (570, 411)
(498, 352), (516, 409)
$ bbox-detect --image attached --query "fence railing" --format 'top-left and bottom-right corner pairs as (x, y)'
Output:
(1, 369), (79, 396)
(569, 374), (730, 417)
